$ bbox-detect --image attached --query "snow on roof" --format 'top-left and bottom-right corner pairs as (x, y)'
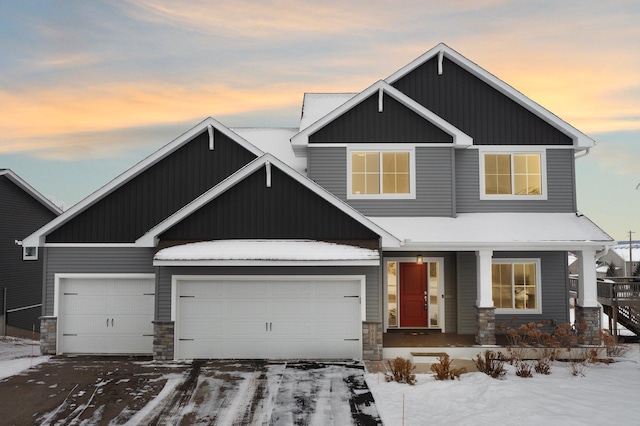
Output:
(231, 127), (306, 175)
(369, 213), (612, 249)
(299, 93), (356, 131)
(154, 240), (379, 266)
(610, 243), (640, 261)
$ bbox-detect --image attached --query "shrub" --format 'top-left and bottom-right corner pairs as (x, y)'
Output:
(430, 354), (467, 381)
(384, 357), (416, 385)
(515, 361), (533, 378)
(473, 350), (506, 379)
(599, 329), (629, 359)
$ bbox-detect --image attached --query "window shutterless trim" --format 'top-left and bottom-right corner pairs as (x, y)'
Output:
(347, 146), (416, 200)
(492, 258), (542, 314)
(479, 148), (548, 201)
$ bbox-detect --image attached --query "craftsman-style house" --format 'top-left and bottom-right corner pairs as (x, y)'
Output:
(23, 44), (612, 360)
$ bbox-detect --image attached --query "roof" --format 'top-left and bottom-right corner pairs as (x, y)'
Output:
(369, 213), (613, 250)
(231, 127), (306, 174)
(0, 169), (62, 216)
(385, 43), (595, 150)
(609, 243), (640, 262)
(153, 239), (380, 266)
(299, 93), (356, 131)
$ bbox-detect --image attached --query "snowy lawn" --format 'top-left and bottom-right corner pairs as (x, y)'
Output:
(0, 336), (49, 380)
(366, 344), (640, 426)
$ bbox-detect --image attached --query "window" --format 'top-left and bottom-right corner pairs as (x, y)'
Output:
(492, 260), (541, 312)
(23, 246), (38, 260)
(349, 148), (415, 198)
(481, 151), (545, 199)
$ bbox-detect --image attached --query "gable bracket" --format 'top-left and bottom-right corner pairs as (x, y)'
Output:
(265, 161), (272, 188)
(207, 124), (214, 150)
(378, 87), (384, 113)
(438, 50), (444, 75)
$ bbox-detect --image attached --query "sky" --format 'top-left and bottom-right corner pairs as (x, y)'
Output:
(0, 1), (639, 241)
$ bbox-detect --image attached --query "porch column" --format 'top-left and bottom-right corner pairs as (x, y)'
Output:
(576, 247), (601, 345)
(475, 249), (496, 345)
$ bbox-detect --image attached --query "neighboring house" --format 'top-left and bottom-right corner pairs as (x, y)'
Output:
(0, 169), (62, 337)
(23, 43), (612, 360)
(599, 242), (640, 277)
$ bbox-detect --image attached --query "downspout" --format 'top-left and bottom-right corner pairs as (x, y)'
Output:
(574, 148), (590, 159)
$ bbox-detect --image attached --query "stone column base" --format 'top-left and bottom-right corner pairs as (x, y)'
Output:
(575, 305), (601, 345)
(475, 306), (496, 345)
(153, 321), (175, 360)
(40, 316), (57, 355)
(362, 322), (383, 360)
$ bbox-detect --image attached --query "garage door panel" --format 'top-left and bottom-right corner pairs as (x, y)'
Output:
(176, 278), (362, 360)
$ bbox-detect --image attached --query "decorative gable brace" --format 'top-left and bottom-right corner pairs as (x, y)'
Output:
(265, 161), (272, 187)
(438, 50), (444, 75)
(207, 124), (214, 150)
(378, 87), (384, 112)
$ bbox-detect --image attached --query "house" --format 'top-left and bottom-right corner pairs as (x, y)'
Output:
(599, 242), (640, 277)
(23, 44), (612, 360)
(0, 169), (61, 337)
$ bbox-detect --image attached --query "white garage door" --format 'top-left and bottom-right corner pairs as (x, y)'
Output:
(175, 277), (363, 360)
(58, 275), (155, 355)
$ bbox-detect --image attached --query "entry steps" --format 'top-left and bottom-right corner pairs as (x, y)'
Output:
(410, 351), (448, 363)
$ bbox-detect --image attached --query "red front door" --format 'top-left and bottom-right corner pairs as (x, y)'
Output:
(399, 263), (427, 327)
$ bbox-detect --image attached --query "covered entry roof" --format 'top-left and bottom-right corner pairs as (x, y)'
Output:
(153, 239), (380, 266)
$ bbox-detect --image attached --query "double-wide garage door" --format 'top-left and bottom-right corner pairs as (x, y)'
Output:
(175, 277), (363, 360)
(58, 276), (155, 355)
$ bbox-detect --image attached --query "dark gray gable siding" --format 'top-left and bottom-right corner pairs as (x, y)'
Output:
(157, 265), (381, 322)
(455, 148), (577, 213)
(308, 146), (455, 217)
(392, 57), (574, 146)
(456, 251), (569, 334)
(309, 92), (453, 143)
(160, 165), (380, 241)
(0, 176), (59, 332)
(42, 247), (156, 317)
(47, 129), (257, 243)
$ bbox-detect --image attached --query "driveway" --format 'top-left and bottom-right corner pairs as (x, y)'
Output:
(0, 357), (381, 425)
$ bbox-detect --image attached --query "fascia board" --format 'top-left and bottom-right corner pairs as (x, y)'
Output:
(391, 240), (613, 252)
(0, 170), (62, 216)
(22, 118), (265, 247)
(385, 43), (595, 149)
(153, 259), (380, 267)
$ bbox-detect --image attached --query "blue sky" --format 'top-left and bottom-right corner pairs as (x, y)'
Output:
(1, 1), (639, 241)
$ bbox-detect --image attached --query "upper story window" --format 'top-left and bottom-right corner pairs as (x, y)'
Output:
(492, 259), (541, 313)
(348, 147), (416, 199)
(480, 150), (547, 200)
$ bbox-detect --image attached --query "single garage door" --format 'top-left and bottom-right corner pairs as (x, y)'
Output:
(175, 277), (363, 360)
(58, 275), (155, 354)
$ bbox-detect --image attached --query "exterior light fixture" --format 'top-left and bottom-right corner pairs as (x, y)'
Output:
(416, 255), (423, 264)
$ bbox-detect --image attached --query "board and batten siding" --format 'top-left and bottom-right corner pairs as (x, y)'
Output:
(42, 247), (156, 317)
(157, 266), (381, 323)
(455, 148), (577, 213)
(46, 130), (257, 243)
(309, 146), (455, 217)
(392, 56), (574, 146)
(456, 251), (569, 334)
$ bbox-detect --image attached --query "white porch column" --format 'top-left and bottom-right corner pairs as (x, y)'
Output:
(476, 249), (494, 307)
(577, 247), (599, 307)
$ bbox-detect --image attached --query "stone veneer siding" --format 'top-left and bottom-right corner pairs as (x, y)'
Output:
(575, 305), (601, 345)
(40, 316), (57, 355)
(153, 321), (175, 360)
(475, 307), (496, 345)
(362, 322), (383, 360)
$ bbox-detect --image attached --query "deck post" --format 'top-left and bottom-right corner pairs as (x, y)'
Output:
(475, 250), (496, 345)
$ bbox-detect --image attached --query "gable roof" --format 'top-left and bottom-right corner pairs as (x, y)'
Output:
(291, 80), (473, 156)
(0, 169), (62, 216)
(136, 152), (400, 248)
(385, 43), (594, 150)
(299, 93), (357, 131)
(22, 118), (264, 247)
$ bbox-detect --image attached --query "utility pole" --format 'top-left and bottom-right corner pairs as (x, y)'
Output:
(629, 230), (636, 277)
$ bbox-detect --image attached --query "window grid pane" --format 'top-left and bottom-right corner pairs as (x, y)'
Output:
(492, 262), (537, 310)
(513, 154), (541, 195)
(484, 154), (512, 195)
(382, 152), (410, 194)
(351, 152), (381, 194)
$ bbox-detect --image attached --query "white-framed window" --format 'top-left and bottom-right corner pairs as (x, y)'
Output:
(479, 149), (547, 200)
(492, 259), (542, 314)
(23, 246), (38, 260)
(347, 146), (416, 199)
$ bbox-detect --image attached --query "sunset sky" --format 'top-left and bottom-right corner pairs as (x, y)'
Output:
(1, 1), (639, 241)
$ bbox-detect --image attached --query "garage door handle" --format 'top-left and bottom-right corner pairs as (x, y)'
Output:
(266, 322), (273, 331)
(106, 318), (109, 327)
(111, 318), (114, 327)
(270, 322), (272, 331)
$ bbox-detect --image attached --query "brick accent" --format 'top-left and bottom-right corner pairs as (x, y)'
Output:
(40, 316), (57, 355)
(362, 322), (383, 360)
(475, 306), (496, 345)
(153, 321), (175, 360)
(575, 305), (601, 345)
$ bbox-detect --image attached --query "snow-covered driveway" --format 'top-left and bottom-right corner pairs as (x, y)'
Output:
(0, 353), (381, 425)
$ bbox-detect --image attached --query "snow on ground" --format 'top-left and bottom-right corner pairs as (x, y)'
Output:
(366, 344), (640, 426)
(0, 337), (49, 380)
